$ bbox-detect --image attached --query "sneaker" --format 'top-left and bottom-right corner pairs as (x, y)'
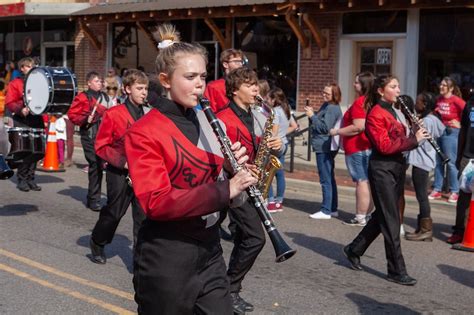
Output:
(343, 217), (366, 227)
(400, 224), (405, 236)
(447, 193), (459, 203)
(309, 211), (331, 219)
(446, 233), (463, 244)
(331, 211), (339, 218)
(428, 190), (442, 200)
(268, 202), (279, 213)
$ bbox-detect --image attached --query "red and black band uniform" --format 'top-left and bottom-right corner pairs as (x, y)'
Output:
(5, 76), (44, 185)
(217, 101), (269, 294)
(125, 98), (243, 314)
(347, 100), (418, 277)
(68, 90), (110, 208)
(92, 99), (147, 248)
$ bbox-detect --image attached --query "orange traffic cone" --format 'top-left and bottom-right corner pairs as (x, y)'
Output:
(39, 116), (65, 172)
(452, 198), (474, 252)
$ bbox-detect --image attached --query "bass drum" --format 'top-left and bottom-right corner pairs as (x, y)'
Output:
(24, 67), (78, 115)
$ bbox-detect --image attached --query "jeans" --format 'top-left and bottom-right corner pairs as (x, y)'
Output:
(269, 144), (288, 203)
(316, 151), (338, 213)
(433, 128), (460, 193)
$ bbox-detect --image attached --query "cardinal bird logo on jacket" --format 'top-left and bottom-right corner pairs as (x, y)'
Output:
(169, 139), (220, 188)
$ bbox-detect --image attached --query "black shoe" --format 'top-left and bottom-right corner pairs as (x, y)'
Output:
(219, 226), (234, 241)
(230, 292), (254, 313)
(17, 181), (30, 192)
(387, 274), (417, 286)
(89, 238), (106, 264)
(343, 245), (363, 271)
(28, 181), (42, 191)
(87, 201), (102, 212)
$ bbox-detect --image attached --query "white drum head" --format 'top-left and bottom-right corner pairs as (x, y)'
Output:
(25, 68), (51, 115)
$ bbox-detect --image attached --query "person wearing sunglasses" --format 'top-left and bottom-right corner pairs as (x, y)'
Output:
(204, 48), (245, 113)
(104, 77), (120, 108)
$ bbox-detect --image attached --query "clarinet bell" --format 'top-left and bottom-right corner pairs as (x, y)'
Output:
(0, 155), (14, 180)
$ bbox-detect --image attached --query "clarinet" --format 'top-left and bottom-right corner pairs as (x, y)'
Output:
(199, 96), (296, 263)
(397, 96), (450, 165)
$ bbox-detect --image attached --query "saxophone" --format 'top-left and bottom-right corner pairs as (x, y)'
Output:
(254, 95), (282, 199)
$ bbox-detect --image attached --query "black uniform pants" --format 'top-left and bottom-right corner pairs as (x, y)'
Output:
(91, 166), (145, 247)
(227, 199), (266, 293)
(134, 222), (232, 315)
(350, 158), (408, 277)
(17, 155), (37, 183)
(80, 128), (102, 205)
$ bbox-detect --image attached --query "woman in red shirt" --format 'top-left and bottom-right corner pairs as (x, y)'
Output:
(330, 72), (374, 226)
(429, 77), (465, 203)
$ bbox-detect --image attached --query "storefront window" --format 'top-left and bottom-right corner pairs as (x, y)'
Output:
(234, 16), (298, 107)
(13, 19), (41, 62)
(418, 8), (474, 100)
(44, 18), (75, 42)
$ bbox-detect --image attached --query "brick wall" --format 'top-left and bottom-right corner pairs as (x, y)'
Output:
(74, 22), (107, 91)
(297, 14), (340, 111)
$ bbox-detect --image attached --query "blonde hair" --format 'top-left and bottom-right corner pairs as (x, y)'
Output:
(154, 23), (208, 76)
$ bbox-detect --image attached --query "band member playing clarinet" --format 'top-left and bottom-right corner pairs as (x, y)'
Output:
(217, 67), (282, 313)
(68, 72), (113, 211)
(343, 75), (430, 286)
(5, 57), (43, 192)
(125, 24), (256, 314)
(88, 69), (149, 264)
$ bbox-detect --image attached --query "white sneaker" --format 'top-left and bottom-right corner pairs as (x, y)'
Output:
(400, 224), (405, 236)
(309, 211), (331, 219)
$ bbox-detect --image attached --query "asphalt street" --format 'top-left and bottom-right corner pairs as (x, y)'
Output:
(0, 149), (473, 314)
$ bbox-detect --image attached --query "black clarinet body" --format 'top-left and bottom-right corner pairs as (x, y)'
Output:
(199, 96), (296, 263)
(398, 96), (450, 165)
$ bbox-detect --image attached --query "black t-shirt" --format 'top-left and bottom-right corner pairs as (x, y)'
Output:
(461, 97), (474, 158)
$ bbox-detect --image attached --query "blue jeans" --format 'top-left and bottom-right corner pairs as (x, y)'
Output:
(269, 144), (288, 203)
(433, 128), (460, 193)
(316, 151), (338, 214)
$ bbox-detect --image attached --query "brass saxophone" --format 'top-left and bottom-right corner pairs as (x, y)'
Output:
(254, 95), (282, 199)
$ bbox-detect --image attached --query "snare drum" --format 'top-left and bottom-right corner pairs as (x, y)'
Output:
(7, 127), (31, 160)
(24, 67), (78, 115)
(30, 128), (45, 161)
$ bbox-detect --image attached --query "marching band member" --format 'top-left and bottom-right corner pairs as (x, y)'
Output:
(343, 75), (430, 286)
(217, 67), (282, 313)
(68, 72), (113, 211)
(88, 69), (149, 264)
(5, 57), (43, 192)
(125, 24), (256, 314)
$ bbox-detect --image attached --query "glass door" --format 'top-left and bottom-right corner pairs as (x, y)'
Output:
(41, 43), (75, 70)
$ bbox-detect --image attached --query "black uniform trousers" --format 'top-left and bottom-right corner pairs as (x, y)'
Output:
(349, 157), (408, 277)
(12, 114), (44, 184)
(134, 221), (232, 315)
(80, 125), (103, 205)
(227, 198), (266, 293)
(91, 165), (146, 247)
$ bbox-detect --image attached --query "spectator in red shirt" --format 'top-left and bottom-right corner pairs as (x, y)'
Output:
(203, 48), (244, 113)
(429, 77), (466, 203)
(330, 72), (375, 226)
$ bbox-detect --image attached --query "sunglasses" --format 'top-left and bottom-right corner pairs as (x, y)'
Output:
(107, 87), (118, 91)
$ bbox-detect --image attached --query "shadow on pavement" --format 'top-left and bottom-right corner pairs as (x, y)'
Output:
(8, 174), (64, 185)
(57, 185), (90, 204)
(283, 197), (321, 215)
(77, 234), (133, 273)
(0, 203), (39, 216)
(346, 293), (421, 314)
(286, 231), (386, 280)
(438, 264), (474, 289)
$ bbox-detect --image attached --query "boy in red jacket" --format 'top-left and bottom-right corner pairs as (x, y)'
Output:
(88, 69), (148, 264)
(68, 72), (112, 211)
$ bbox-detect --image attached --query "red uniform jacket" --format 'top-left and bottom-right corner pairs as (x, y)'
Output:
(125, 108), (230, 221)
(203, 78), (229, 113)
(95, 104), (135, 169)
(365, 103), (418, 156)
(68, 92), (107, 127)
(5, 77), (24, 115)
(217, 105), (263, 163)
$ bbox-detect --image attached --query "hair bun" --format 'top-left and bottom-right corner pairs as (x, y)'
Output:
(154, 23), (181, 49)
